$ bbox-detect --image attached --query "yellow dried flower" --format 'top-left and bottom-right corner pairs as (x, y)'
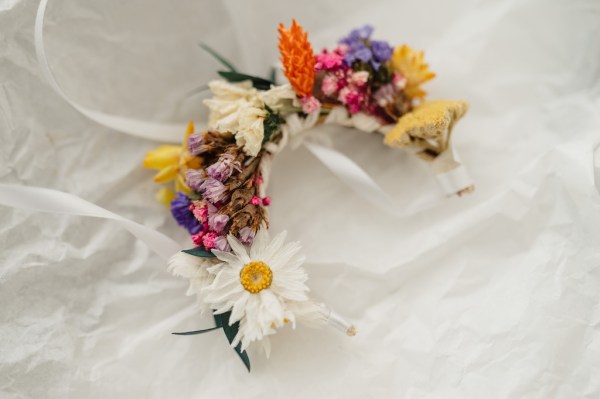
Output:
(143, 121), (201, 194)
(391, 45), (436, 100)
(384, 100), (468, 154)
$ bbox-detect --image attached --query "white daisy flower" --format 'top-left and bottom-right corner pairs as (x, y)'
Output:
(203, 229), (315, 352)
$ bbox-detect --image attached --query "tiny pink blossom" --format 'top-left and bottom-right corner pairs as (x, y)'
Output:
(314, 50), (344, 71)
(191, 231), (205, 246)
(300, 96), (321, 114)
(393, 73), (407, 90)
(336, 44), (349, 55)
(249, 196), (262, 206)
(339, 87), (362, 114)
(202, 232), (218, 250)
(193, 206), (209, 223)
(351, 71), (370, 88)
(262, 196), (271, 206)
(321, 75), (338, 97)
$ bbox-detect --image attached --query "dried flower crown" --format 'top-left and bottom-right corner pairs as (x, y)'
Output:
(144, 20), (470, 371)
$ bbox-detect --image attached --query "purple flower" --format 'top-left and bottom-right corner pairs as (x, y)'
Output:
(199, 178), (229, 204)
(238, 226), (256, 245)
(352, 45), (372, 63)
(170, 192), (201, 235)
(209, 213), (229, 233)
(371, 40), (393, 63)
(339, 25), (390, 70)
(206, 154), (240, 182)
(373, 83), (396, 107)
(185, 169), (205, 192)
(213, 235), (230, 252)
(339, 25), (374, 46)
(187, 132), (204, 155)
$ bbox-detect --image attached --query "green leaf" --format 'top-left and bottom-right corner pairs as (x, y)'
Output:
(187, 191), (202, 201)
(269, 66), (277, 84)
(182, 247), (216, 258)
(199, 43), (238, 72)
(262, 105), (284, 144)
(214, 312), (251, 372)
(217, 71), (273, 91)
(172, 326), (221, 335)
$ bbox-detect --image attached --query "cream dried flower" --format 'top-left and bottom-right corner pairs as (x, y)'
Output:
(168, 251), (221, 314)
(204, 80), (297, 156)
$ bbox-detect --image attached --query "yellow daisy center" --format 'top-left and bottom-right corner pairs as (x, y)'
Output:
(240, 261), (273, 294)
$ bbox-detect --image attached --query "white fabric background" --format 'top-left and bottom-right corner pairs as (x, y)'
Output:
(1, 0), (600, 397)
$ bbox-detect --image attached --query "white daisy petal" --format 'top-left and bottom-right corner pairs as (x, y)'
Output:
(261, 336), (272, 359)
(250, 229), (269, 259)
(227, 234), (250, 263)
(229, 291), (250, 325)
(212, 249), (243, 265)
(261, 230), (287, 263)
(269, 243), (303, 270)
(204, 284), (243, 304)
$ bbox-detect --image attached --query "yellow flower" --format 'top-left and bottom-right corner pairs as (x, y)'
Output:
(390, 44), (436, 100)
(155, 186), (176, 207)
(143, 121), (201, 194)
(384, 100), (469, 154)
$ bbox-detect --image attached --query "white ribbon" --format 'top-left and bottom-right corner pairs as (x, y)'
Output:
(303, 142), (397, 211)
(34, 0), (186, 142)
(0, 184), (182, 260)
(431, 146), (474, 195)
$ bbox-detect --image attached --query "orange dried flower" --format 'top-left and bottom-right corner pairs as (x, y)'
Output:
(278, 19), (315, 98)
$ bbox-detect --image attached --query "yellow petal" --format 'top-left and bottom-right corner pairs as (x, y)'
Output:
(143, 145), (182, 170)
(153, 164), (179, 183)
(184, 121), (195, 142)
(155, 186), (176, 207)
(391, 44), (436, 100)
(183, 153), (202, 170)
(175, 173), (191, 194)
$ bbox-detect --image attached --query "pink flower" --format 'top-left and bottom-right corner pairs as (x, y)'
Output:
(321, 75), (338, 97)
(392, 73), (407, 90)
(202, 232), (218, 250)
(238, 226), (256, 245)
(300, 96), (321, 114)
(351, 71), (370, 88)
(315, 50), (344, 71)
(191, 230), (205, 246)
(262, 196), (271, 206)
(373, 84), (395, 107)
(339, 87), (362, 114)
(249, 196), (262, 205)
(336, 44), (349, 55)
(193, 206), (209, 223)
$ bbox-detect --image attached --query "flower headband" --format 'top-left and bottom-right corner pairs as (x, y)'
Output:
(144, 20), (471, 371)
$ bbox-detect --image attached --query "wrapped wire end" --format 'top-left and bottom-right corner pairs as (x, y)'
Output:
(325, 307), (356, 337)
